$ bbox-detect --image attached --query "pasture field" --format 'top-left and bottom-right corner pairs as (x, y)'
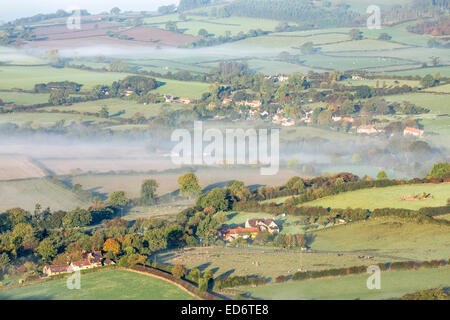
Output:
(392, 66), (450, 77)
(42, 99), (187, 119)
(302, 54), (408, 71)
(153, 78), (209, 98)
(157, 213), (450, 280)
(386, 92), (450, 114)
(310, 216), (450, 261)
(0, 65), (209, 98)
(72, 167), (299, 198)
(0, 92), (49, 105)
(293, 183), (450, 210)
(145, 15), (281, 37)
(0, 47), (47, 65)
(0, 112), (106, 126)
(244, 267), (450, 300)
(0, 66), (132, 91)
(361, 21), (433, 47)
(0, 155), (46, 180)
(320, 39), (409, 52)
(341, 79), (420, 87)
(156, 246), (393, 279)
(423, 84), (450, 93)
(0, 269), (195, 300)
(158, 216), (450, 277)
(0, 178), (89, 212)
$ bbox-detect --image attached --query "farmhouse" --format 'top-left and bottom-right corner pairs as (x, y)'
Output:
(42, 251), (110, 276)
(403, 127), (424, 138)
(357, 125), (380, 135)
(220, 227), (259, 242)
(42, 264), (71, 276)
(245, 219), (280, 234)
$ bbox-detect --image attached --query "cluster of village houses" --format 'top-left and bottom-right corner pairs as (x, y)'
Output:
(42, 251), (115, 277)
(219, 218), (280, 242)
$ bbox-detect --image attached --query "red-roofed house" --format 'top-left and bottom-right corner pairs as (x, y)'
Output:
(403, 127), (424, 138)
(245, 219), (279, 234)
(219, 227), (259, 242)
(43, 264), (71, 276)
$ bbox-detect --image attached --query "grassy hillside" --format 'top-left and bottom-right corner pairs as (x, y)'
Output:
(310, 216), (450, 261)
(245, 267), (450, 300)
(158, 216), (450, 278)
(303, 183), (450, 210)
(0, 178), (89, 212)
(0, 269), (194, 300)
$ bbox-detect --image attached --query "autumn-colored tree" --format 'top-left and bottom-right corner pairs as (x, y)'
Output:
(103, 238), (120, 255)
(172, 263), (187, 279)
(177, 173), (201, 197)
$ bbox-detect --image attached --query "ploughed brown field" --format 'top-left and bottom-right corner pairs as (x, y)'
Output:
(26, 21), (198, 48)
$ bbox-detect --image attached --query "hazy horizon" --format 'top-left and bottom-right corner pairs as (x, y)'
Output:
(0, 0), (178, 23)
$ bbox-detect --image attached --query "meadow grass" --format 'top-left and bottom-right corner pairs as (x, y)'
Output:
(0, 66), (131, 91)
(158, 216), (450, 278)
(0, 112), (105, 126)
(297, 183), (450, 210)
(42, 99), (187, 119)
(0, 92), (50, 105)
(0, 178), (89, 212)
(0, 269), (194, 300)
(245, 267), (450, 300)
(386, 92), (449, 114)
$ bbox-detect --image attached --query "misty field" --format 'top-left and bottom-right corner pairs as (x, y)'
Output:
(302, 183), (450, 210)
(0, 155), (46, 181)
(72, 167), (299, 198)
(0, 178), (89, 212)
(0, 269), (194, 300)
(244, 267), (450, 300)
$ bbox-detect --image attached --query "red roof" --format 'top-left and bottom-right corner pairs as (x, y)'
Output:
(45, 264), (70, 272)
(72, 260), (91, 267)
(404, 127), (423, 134)
(222, 227), (259, 235)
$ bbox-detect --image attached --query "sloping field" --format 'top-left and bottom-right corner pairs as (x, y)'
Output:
(0, 155), (46, 180)
(386, 93), (450, 114)
(0, 269), (194, 300)
(0, 66), (131, 91)
(158, 216), (450, 278)
(304, 183), (450, 210)
(310, 216), (450, 261)
(72, 167), (300, 198)
(0, 92), (50, 105)
(246, 267), (450, 300)
(0, 178), (89, 212)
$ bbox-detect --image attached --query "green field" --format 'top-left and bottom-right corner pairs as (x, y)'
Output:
(0, 178), (89, 212)
(0, 112), (105, 126)
(158, 216), (450, 278)
(310, 216), (450, 259)
(0, 92), (50, 105)
(42, 99), (187, 119)
(144, 15), (281, 37)
(298, 183), (450, 210)
(245, 267), (450, 300)
(386, 92), (450, 114)
(0, 66), (131, 91)
(0, 269), (195, 300)
(0, 66), (209, 98)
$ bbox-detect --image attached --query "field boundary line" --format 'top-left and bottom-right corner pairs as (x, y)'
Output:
(122, 267), (205, 300)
